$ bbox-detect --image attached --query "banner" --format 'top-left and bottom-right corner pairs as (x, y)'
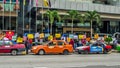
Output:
(48, 35), (53, 41)
(27, 34), (34, 39)
(94, 34), (99, 39)
(69, 34), (74, 39)
(55, 33), (61, 38)
(5, 31), (14, 40)
(17, 37), (23, 43)
(39, 33), (44, 38)
(12, 35), (17, 41)
(45, 33), (50, 37)
(78, 35), (84, 39)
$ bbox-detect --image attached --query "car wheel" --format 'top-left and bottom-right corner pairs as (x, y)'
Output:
(11, 50), (17, 56)
(38, 50), (45, 55)
(63, 50), (69, 55)
(78, 52), (81, 54)
(84, 50), (89, 54)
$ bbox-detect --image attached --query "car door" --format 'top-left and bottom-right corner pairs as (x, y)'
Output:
(46, 41), (57, 53)
(0, 41), (5, 53)
(90, 43), (103, 53)
(2, 41), (12, 53)
(56, 41), (65, 53)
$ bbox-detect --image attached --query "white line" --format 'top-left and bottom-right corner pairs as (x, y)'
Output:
(34, 67), (48, 68)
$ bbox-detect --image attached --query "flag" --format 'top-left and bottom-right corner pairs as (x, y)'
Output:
(36, 0), (38, 6)
(24, 0), (26, 5)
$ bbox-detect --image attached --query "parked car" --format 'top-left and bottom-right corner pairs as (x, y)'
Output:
(31, 40), (73, 55)
(75, 41), (112, 54)
(0, 41), (26, 55)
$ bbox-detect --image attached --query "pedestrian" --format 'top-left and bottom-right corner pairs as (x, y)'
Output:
(24, 38), (29, 54)
(34, 32), (39, 45)
(69, 39), (74, 49)
(28, 39), (33, 49)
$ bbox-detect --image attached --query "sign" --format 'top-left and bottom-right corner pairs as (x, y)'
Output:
(48, 35), (53, 41)
(94, 34), (99, 39)
(74, 35), (78, 39)
(69, 34), (74, 39)
(27, 34), (34, 39)
(12, 35), (17, 41)
(79, 35), (84, 39)
(45, 33), (50, 37)
(55, 33), (61, 38)
(17, 37), (23, 43)
(39, 33), (44, 38)
(5, 31), (14, 40)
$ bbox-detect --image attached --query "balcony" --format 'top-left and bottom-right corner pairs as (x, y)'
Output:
(32, 0), (120, 14)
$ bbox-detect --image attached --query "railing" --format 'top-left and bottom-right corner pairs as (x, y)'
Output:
(32, 0), (120, 14)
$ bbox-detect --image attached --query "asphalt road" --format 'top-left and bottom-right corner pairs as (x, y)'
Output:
(0, 53), (120, 68)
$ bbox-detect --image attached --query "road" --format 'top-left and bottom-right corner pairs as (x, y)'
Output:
(0, 53), (120, 68)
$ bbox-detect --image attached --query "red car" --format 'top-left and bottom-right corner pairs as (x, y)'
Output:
(0, 41), (26, 55)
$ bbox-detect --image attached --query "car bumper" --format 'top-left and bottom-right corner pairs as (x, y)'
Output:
(31, 49), (37, 54)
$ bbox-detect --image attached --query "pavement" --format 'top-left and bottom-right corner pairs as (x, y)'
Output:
(0, 53), (120, 68)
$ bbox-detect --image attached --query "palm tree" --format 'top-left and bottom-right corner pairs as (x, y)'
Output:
(45, 10), (60, 34)
(77, 14), (86, 24)
(85, 10), (100, 38)
(66, 10), (79, 33)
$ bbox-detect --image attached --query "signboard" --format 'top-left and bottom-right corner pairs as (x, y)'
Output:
(5, 31), (14, 40)
(62, 34), (68, 37)
(45, 33), (50, 37)
(27, 34), (34, 39)
(74, 35), (78, 39)
(17, 37), (23, 43)
(48, 35), (53, 41)
(94, 34), (99, 39)
(12, 35), (17, 41)
(55, 33), (61, 38)
(39, 33), (44, 38)
(78, 35), (84, 39)
(69, 34), (74, 39)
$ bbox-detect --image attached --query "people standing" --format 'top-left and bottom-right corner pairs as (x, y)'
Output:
(24, 38), (29, 54)
(69, 39), (74, 49)
(34, 32), (39, 45)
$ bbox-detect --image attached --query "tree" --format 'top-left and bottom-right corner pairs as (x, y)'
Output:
(77, 14), (86, 23)
(66, 10), (79, 33)
(85, 10), (100, 38)
(105, 37), (112, 44)
(45, 10), (60, 34)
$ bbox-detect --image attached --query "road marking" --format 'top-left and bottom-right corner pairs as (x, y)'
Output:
(33, 67), (48, 68)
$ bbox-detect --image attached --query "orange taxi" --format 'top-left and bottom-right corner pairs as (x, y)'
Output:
(31, 40), (73, 55)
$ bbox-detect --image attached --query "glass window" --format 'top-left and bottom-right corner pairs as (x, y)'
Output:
(0, 41), (3, 45)
(58, 41), (65, 46)
(48, 41), (56, 46)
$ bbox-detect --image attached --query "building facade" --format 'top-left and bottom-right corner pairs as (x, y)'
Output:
(0, 0), (120, 35)
(0, 0), (18, 31)
(26, 0), (120, 34)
